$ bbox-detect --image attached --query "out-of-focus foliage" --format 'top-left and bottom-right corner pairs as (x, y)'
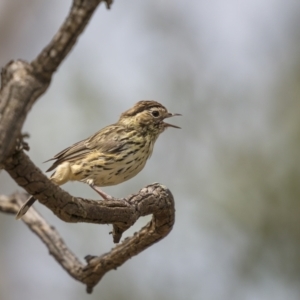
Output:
(1, 0), (300, 299)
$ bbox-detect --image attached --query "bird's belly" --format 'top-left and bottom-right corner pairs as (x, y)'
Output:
(70, 152), (148, 187)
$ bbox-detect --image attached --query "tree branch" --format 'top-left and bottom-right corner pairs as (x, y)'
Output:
(0, 193), (85, 280)
(3, 150), (175, 242)
(0, 0), (111, 163)
(0, 0), (176, 293)
(31, 0), (112, 79)
(0, 181), (175, 293)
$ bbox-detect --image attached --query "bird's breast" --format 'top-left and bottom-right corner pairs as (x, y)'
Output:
(69, 141), (152, 186)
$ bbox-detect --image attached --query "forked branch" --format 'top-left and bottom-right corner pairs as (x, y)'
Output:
(0, 174), (174, 293)
(0, 0), (176, 293)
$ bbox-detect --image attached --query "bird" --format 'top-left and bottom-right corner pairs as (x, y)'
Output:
(16, 100), (181, 219)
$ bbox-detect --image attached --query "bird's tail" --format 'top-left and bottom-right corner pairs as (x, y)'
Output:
(15, 196), (37, 220)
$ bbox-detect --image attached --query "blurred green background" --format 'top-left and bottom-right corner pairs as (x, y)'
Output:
(1, 0), (300, 299)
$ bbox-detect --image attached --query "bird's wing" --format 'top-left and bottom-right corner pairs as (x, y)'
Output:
(45, 124), (129, 172)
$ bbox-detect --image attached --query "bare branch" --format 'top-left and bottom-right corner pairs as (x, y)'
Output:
(3, 150), (175, 242)
(0, 193), (84, 279)
(0, 0), (177, 293)
(31, 0), (112, 79)
(0, 60), (48, 163)
(0, 182), (175, 293)
(0, 0), (111, 163)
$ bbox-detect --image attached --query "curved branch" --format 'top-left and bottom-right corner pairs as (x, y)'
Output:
(0, 180), (175, 293)
(4, 150), (175, 242)
(31, 0), (112, 79)
(0, 0), (111, 163)
(0, 193), (84, 280)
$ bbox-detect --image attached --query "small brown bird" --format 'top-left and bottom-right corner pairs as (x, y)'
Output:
(16, 100), (180, 219)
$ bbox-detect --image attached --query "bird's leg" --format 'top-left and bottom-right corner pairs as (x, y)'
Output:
(88, 183), (114, 200)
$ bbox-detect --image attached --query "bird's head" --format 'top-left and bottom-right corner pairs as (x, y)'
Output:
(119, 100), (181, 136)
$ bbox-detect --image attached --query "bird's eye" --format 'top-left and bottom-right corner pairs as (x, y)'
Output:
(151, 110), (160, 118)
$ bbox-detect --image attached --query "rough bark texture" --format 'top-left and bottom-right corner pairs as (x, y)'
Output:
(0, 0), (176, 293)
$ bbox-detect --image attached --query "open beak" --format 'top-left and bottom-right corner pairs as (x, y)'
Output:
(163, 113), (182, 129)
